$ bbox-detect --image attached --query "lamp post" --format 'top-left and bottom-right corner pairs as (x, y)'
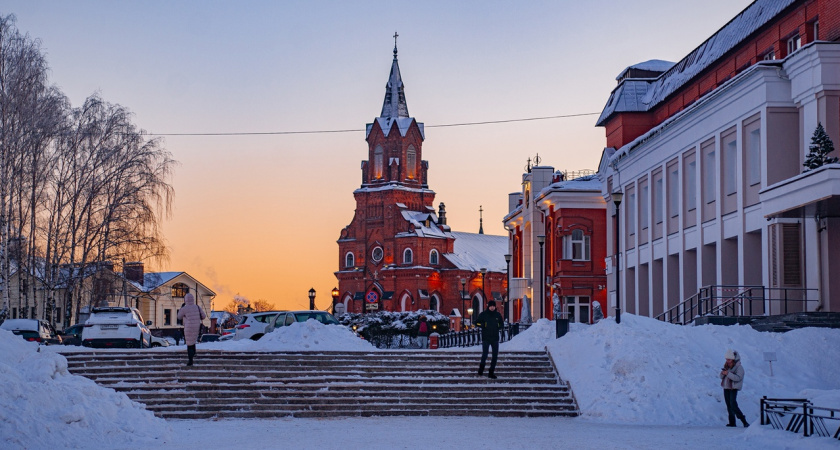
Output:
(467, 307), (474, 329)
(308, 288), (316, 311)
(612, 191), (623, 324)
(480, 267), (487, 316)
(537, 235), (545, 319)
(331, 287), (339, 314)
(460, 277), (467, 330)
(504, 254), (512, 320)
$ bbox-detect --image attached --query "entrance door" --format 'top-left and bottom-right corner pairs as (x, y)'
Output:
(565, 296), (591, 324)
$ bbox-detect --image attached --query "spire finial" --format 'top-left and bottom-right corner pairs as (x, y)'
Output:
(393, 31), (399, 57)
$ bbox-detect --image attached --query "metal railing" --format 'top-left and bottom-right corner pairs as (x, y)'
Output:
(656, 285), (819, 325)
(437, 323), (520, 349)
(761, 397), (840, 440)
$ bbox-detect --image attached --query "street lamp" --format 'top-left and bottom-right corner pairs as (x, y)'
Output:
(460, 277), (467, 330)
(467, 307), (474, 328)
(504, 254), (512, 320)
(480, 267), (487, 317)
(537, 235), (545, 319)
(612, 191), (624, 324)
(308, 288), (316, 311)
(331, 287), (339, 314)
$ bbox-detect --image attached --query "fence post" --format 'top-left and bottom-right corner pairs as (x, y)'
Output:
(760, 396), (766, 425)
(803, 401), (810, 437)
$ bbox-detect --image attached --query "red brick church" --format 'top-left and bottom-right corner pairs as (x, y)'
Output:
(334, 42), (508, 326)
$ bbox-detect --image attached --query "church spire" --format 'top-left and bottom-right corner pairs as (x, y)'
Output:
(380, 32), (409, 119)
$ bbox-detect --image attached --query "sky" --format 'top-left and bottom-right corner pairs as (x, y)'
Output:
(3, 314), (839, 448)
(2, 0), (755, 310)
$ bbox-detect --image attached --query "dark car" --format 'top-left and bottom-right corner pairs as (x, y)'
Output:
(199, 334), (220, 343)
(60, 324), (85, 346)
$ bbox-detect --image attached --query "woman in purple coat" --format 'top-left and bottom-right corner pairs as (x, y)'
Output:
(177, 292), (206, 366)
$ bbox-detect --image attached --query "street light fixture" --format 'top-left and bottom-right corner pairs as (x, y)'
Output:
(308, 288), (316, 311)
(331, 287), (339, 314)
(504, 254), (512, 320)
(537, 235), (545, 320)
(612, 191), (624, 324)
(467, 307), (474, 328)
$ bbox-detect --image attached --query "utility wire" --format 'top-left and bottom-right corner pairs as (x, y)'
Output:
(143, 112), (600, 137)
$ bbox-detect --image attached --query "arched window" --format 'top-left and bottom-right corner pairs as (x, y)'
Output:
(374, 146), (384, 179)
(429, 249), (439, 265)
(562, 229), (590, 261)
(171, 282), (189, 298)
(345, 252), (355, 268)
(406, 146), (416, 179)
(403, 248), (413, 264)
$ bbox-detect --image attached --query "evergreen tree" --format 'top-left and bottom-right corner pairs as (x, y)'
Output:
(803, 122), (839, 170)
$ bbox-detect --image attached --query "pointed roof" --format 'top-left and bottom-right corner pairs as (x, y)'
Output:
(380, 42), (409, 119)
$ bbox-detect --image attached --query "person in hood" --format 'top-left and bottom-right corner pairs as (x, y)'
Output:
(416, 316), (430, 349)
(719, 348), (749, 427)
(177, 292), (206, 366)
(475, 300), (504, 379)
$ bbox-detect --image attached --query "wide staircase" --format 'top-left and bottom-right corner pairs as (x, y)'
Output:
(63, 350), (580, 419)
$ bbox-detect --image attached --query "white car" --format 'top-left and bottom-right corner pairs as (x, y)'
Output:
(82, 306), (152, 349)
(0, 319), (62, 345)
(233, 311), (284, 341)
(150, 335), (170, 347)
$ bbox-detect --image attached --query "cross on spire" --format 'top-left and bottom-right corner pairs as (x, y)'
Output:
(393, 31), (399, 56)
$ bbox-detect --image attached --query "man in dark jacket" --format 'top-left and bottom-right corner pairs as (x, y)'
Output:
(475, 300), (504, 379)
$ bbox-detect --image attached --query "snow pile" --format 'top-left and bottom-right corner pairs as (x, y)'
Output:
(197, 320), (377, 352)
(501, 318), (587, 351)
(0, 330), (169, 449)
(543, 314), (840, 426)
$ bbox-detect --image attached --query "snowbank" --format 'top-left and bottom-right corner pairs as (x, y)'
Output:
(542, 314), (840, 426)
(0, 330), (169, 449)
(192, 319), (378, 352)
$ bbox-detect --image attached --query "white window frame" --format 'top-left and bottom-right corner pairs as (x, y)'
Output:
(654, 177), (664, 224)
(787, 35), (801, 55)
(703, 149), (716, 204)
(563, 229), (590, 261)
(345, 252), (355, 268)
(429, 249), (439, 265)
(668, 167), (679, 218)
(628, 192), (636, 236)
(686, 160), (697, 211)
(640, 184), (649, 230)
(371, 246), (383, 263)
(403, 248), (413, 264)
(724, 137), (737, 196)
(747, 127), (761, 186)
(565, 296), (591, 324)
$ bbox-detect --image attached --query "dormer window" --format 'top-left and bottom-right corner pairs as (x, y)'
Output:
(171, 283), (189, 298)
(403, 248), (413, 264)
(429, 249), (439, 265)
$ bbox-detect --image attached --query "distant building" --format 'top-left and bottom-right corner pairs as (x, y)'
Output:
(596, 0), (840, 318)
(335, 42), (508, 326)
(504, 163), (607, 323)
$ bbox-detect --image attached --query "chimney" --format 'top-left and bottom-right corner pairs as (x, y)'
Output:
(438, 202), (447, 225)
(124, 262), (144, 284)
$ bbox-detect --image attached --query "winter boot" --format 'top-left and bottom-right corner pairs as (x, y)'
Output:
(477, 369), (483, 376)
(741, 418), (749, 427)
(187, 345), (195, 366)
(488, 372), (497, 379)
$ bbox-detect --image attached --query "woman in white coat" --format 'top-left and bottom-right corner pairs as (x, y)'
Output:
(719, 348), (749, 427)
(177, 293), (206, 366)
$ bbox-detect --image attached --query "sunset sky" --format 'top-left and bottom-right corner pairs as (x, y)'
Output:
(5, 0), (753, 310)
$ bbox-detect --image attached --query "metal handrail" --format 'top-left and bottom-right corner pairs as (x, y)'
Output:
(656, 285), (819, 325)
(761, 396), (840, 439)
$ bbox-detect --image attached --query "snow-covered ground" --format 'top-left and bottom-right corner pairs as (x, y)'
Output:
(2, 315), (839, 449)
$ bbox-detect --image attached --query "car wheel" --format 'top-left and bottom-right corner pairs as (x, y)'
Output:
(251, 334), (263, 341)
(152, 343), (161, 348)
(128, 340), (140, 349)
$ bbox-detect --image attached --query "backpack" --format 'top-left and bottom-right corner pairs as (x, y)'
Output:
(419, 321), (428, 334)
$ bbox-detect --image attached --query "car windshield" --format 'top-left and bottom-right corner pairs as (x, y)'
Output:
(11, 330), (39, 339)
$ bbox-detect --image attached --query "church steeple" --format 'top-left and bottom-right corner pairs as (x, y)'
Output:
(380, 32), (409, 119)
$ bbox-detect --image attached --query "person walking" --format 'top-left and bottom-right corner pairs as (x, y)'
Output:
(475, 300), (504, 379)
(719, 348), (749, 427)
(177, 293), (206, 366)
(416, 316), (430, 349)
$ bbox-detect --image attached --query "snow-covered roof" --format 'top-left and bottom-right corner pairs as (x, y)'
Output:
(398, 210), (451, 239)
(615, 59), (675, 81)
(354, 184), (435, 194)
(597, 0), (797, 126)
(443, 232), (508, 273)
(364, 45), (425, 140)
(365, 117), (425, 139)
(127, 272), (183, 292)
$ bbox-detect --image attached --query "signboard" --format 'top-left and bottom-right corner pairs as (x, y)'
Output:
(365, 290), (379, 310)
(365, 302), (379, 311)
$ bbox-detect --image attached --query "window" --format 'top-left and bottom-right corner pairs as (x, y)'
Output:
(406, 146), (416, 179)
(565, 296), (591, 324)
(374, 146), (384, 179)
(563, 229), (590, 261)
(164, 309), (172, 326)
(403, 248), (413, 264)
(345, 252), (355, 268)
(640, 183), (649, 230)
(669, 167), (679, 218)
(746, 126), (761, 186)
(787, 35), (801, 55)
(429, 249), (439, 265)
(814, 21), (819, 41)
(628, 192), (636, 235)
(171, 283), (189, 298)
(371, 246), (383, 263)
(686, 160), (697, 210)
(703, 147), (716, 203)
(724, 136), (737, 196)
(654, 177), (663, 224)
(763, 50), (776, 61)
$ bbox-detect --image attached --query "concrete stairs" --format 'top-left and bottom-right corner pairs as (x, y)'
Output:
(63, 350), (580, 419)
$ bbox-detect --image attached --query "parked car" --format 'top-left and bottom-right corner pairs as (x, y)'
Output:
(150, 334), (170, 347)
(272, 310), (341, 329)
(0, 319), (62, 345)
(233, 311), (284, 341)
(82, 306), (152, 349)
(60, 324), (85, 346)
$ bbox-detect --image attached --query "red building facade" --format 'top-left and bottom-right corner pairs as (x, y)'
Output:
(335, 44), (508, 325)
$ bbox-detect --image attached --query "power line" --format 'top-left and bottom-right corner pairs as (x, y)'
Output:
(143, 112), (600, 137)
